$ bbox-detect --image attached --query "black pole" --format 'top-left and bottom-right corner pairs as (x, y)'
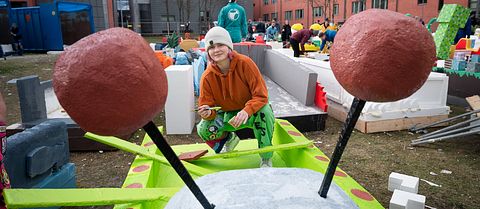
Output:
(143, 121), (215, 209)
(319, 98), (366, 198)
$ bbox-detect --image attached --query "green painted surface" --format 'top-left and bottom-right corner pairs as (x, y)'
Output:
(434, 4), (470, 59)
(4, 188), (177, 208)
(116, 119), (384, 209)
(4, 120), (384, 209)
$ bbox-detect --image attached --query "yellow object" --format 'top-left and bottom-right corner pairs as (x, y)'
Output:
(309, 23), (321, 31)
(327, 24), (338, 31)
(179, 39), (199, 51)
(291, 23), (303, 31)
(291, 44), (320, 52)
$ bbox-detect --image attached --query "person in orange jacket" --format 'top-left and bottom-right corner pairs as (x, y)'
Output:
(196, 27), (275, 167)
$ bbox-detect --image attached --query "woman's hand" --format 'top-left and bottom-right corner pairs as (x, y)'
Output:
(197, 105), (212, 118)
(230, 110), (249, 128)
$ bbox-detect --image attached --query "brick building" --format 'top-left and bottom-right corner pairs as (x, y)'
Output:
(254, 0), (473, 27)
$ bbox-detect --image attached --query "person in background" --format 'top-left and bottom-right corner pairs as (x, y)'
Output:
(273, 18), (281, 32)
(318, 29), (337, 51)
(320, 18), (329, 32)
(0, 92), (10, 209)
(9, 23), (22, 56)
(255, 18), (266, 34)
(281, 19), (292, 48)
(265, 21), (278, 41)
(289, 28), (320, 57)
(197, 27), (275, 168)
(247, 19), (254, 41)
(217, 0), (247, 43)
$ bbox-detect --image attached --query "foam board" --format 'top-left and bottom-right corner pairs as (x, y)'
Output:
(164, 65), (195, 134)
(263, 49), (317, 106)
(388, 172), (419, 194)
(390, 189), (426, 209)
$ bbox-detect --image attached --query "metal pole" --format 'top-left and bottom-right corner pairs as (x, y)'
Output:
(411, 129), (480, 146)
(143, 122), (215, 209)
(319, 98), (366, 198)
(412, 123), (480, 142)
(409, 109), (480, 132)
(414, 117), (480, 140)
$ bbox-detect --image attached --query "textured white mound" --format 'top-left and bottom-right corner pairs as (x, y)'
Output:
(165, 168), (359, 209)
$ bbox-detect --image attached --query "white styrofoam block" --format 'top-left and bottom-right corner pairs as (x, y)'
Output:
(1, 44), (13, 53)
(277, 48), (451, 122)
(390, 189), (425, 209)
(164, 65), (195, 134)
(388, 172), (419, 194)
(266, 41), (283, 49)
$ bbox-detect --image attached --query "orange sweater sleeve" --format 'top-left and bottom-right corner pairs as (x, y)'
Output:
(198, 74), (217, 120)
(242, 58), (269, 116)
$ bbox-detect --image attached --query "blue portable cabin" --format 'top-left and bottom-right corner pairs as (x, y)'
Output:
(8, 1), (95, 51)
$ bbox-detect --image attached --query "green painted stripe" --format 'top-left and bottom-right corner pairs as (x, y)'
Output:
(4, 188), (178, 208)
(85, 132), (214, 176)
(197, 141), (313, 160)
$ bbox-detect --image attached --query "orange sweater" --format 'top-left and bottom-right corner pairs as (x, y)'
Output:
(199, 51), (268, 120)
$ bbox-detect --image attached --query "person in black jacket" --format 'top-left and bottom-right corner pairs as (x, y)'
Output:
(255, 18), (266, 34)
(10, 23), (23, 56)
(281, 19), (292, 48)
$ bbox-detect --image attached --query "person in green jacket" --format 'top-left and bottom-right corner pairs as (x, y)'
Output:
(218, 0), (247, 43)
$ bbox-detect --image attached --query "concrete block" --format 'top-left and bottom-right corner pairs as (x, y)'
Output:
(388, 172), (419, 194)
(4, 120), (70, 188)
(389, 189), (425, 209)
(164, 65), (195, 134)
(263, 49), (318, 106)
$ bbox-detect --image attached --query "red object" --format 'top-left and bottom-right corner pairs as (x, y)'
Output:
(314, 82), (328, 112)
(255, 36), (265, 43)
(53, 28), (168, 136)
(161, 37), (167, 43)
(198, 35), (205, 41)
(178, 150), (209, 161)
(330, 9), (435, 102)
(455, 39), (467, 49)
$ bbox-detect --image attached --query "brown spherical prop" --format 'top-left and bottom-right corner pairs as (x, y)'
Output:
(53, 27), (168, 136)
(330, 9), (436, 102)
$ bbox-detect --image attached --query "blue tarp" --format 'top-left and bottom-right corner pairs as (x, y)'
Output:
(58, 2), (90, 13)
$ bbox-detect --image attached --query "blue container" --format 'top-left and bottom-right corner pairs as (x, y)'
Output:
(9, 1), (95, 51)
(471, 54), (480, 63)
(452, 59), (467, 71)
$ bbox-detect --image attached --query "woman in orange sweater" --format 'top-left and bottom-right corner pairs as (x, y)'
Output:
(197, 27), (275, 168)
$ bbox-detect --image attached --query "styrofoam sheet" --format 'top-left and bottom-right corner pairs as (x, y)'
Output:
(273, 49), (450, 121)
(164, 65), (195, 134)
(263, 49), (317, 106)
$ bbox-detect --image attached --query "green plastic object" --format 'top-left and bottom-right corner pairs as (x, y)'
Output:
(426, 17), (437, 33)
(4, 188), (178, 208)
(167, 33), (179, 48)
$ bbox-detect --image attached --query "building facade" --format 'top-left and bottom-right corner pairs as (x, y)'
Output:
(254, 0), (472, 27)
(132, 0), (254, 35)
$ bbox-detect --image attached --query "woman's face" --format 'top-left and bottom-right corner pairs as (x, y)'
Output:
(208, 43), (230, 62)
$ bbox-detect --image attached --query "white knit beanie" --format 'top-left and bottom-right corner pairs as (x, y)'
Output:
(204, 27), (233, 51)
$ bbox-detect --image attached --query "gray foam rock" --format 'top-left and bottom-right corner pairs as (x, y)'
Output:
(165, 168), (359, 209)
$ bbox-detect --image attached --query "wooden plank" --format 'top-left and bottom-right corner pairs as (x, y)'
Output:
(327, 100), (449, 133)
(197, 141), (313, 161)
(466, 95), (480, 117)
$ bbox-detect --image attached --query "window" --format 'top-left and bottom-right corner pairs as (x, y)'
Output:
(418, 0), (427, 4)
(333, 4), (339, 16)
(271, 0), (276, 4)
(352, 1), (366, 14)
(372, 0), (388, 9)
(285, 11), (292, 20)
(313, 7), (323, 17)
(160, 15), (175, 22)
(438, 0), (444, 10)
(271, 12), (278, 20)
(263, 0), (268, 5)
(263, 14), (269, 21)
(295, 9), (304, 19)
